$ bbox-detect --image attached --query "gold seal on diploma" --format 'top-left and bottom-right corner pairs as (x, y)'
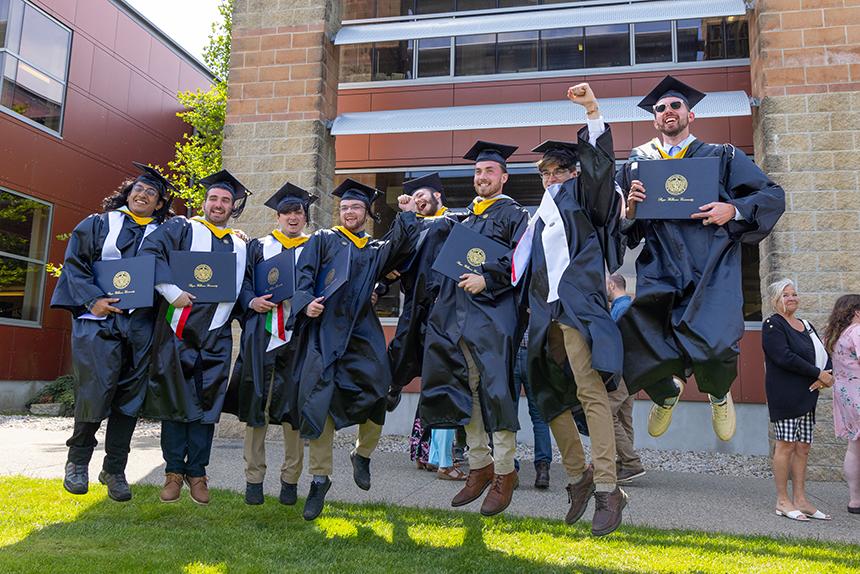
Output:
(112, 271), (131, 290)
(665, 174), (688, 196)
(324, 268), (336, 287)
(194, 264), (213, 283)
(466, 248), (486, 267)
(267, 267), (279, 286)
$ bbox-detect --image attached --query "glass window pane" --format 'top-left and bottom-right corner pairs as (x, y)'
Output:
(0, 256), (44, 322)
(375, 0), (414, 17)
(676, 18), (704, 62)
(1, 0), (23, 51)
(455, 34), (495, 76)
(457, 0), (495, 10)
(584, 24), (629, 68)
(0, 189), (50, 260)
(18, 4), (70, 80)
(417, 37), (450, 77)
(0, 0), (9, 46)
(705, 17), (726, 59)
(372, 40), (412, 81)
(2, 55), (64, 131)
(497, 30), (538, 74)
(634, 21), (671, 64)
(415, 0), (454, 14)
(499, 0), (537, 6)
(725, 16), (749, 59)
(340, 43), (373, 82)
(541, 27), (583, 71)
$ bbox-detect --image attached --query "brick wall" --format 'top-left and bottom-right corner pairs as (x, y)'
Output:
(750, 0), (860, 480)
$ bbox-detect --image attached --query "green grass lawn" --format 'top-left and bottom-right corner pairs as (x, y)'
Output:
(0, 476), (858, 574)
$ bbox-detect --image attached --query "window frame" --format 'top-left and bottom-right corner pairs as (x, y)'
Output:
(0, 185), (54, 328)
(0, 0), (72, 137)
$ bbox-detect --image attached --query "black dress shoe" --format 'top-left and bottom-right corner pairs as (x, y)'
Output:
(350, 451), (371, 491)
(279, 481), (297, 505)
(98, 470), (132, 502)
(534, 460), (550, 489)
(64, 461), (89, 495)
(303, 478), (331, 520)
(245, 482), (264, 505)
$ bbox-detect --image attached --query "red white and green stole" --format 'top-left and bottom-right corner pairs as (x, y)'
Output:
(262, 232), (308, 351)
(166, 304), (192, 340)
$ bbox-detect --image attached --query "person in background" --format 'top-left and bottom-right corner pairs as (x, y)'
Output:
(606, 273), (645, 484)
(762, 279), (832, 522)
(514, 323), (553, 489)
(823, 294), (860, 516)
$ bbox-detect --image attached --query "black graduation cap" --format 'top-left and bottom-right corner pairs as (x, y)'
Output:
(199, 169), (252, 218)
(463, 140), (518, 167)
(637, 75), (706, 114)
(332, 178), (382, 208)
(264, 182), (318, 214)
(403, 173), (444, 195)
(132, 161), (173, 196)
(531, 140), (579, 164)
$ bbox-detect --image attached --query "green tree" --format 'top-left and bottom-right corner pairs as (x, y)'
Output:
(162, 0), (234, 212)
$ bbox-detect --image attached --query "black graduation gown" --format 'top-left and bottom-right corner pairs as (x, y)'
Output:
(526, 125), (624, 422)
(291, 213), (420, 439)
(223, 235), (306, 428)
(50, 212), (157, 422)
(387, 212), (458, 391)
(616, 139), (785, 399)
(419, 198), (529, 433)
(139, 217), (243, 424)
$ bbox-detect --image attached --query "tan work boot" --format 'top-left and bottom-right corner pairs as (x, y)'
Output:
(711, 392), (737, 441)
(647, 376), (685, 437)
(160, 472), (184, 503)
(185, 475), (210, 505)
(451, 463), (494, 507)
(480, 470), (518, 516)
(564, 465), (595, 524)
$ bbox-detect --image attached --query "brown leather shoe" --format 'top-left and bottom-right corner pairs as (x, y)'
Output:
(451, 463), (494, 507)
(591, 487), (627, 536)
(185, 475), (210, 505)
(160, 472), (184, 503)
(480, 471), (518, 517)
(564, 466), (595, 524)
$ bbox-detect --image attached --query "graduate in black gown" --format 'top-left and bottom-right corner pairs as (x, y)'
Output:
(222, 183), (316, 507)
(51, 163), (173, 501)
(513, 83), (627, 536)
(139, 170), (250, 505)
(290, 179), (419, 520)
(616, 76), (785, 441)
(419, 141), (529, 517)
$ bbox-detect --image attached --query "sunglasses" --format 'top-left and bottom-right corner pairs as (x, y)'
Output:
(654, 101), (684, 113)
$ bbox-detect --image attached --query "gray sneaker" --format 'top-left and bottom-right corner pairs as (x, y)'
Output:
(64, 461), (89, 495)
(616, 467), (646, 484)
(98, 470), (132, 502)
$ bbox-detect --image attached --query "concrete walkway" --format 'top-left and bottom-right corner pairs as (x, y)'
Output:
(3, 425), (858, 545)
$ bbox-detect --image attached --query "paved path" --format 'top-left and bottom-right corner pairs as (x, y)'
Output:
(3, 426), (858, 544)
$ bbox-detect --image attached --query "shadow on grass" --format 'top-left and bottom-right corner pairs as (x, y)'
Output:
(0, 477), (858, 574)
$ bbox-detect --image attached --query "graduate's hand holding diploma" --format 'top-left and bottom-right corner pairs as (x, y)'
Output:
(250, 294), (276, 313)
(90, 297), (122, 317)
(626, 180), (646, 219)
(305, 296), (325, 317)
(458, 273), (486, 295)
(172, 292), (195, 308)
(691, 202), (735, 226)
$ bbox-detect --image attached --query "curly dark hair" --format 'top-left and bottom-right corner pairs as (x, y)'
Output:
(102, 178), (173, 222)
(823, 293), (860, 354)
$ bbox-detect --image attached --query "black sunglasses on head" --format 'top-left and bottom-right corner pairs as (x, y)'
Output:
(654, 101), (684, 113)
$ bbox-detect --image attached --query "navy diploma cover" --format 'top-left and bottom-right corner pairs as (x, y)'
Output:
(315, 247), (350, 299)
(93, 255), (155, 309)
(432, 223), (509, 283)
(634, 157), (720, 220)
(169, 251), (237, 303)
(254, 251), (295, 303)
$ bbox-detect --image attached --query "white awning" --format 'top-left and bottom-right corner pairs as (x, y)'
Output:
(334, 0), (747, 45)
(330, 91), (751, 135)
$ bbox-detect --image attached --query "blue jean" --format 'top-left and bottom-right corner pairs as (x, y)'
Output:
(514, 346), (552, 465)
(428, 429), (455, 468)
(160, 420), (215, 477)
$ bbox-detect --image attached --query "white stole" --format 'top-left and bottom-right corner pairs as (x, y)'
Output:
(189, 219), (246, 331)
(261, 235), (303, 351)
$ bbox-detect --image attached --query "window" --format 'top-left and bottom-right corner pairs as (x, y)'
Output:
(0, 187), (52, 325)
(372, 40), (413, 81)
(497, 30), (538, 74)
(416, 37), (450, 77)
(0, 0), (71, 134)
(455, 34), (496, 76)
(725, 16), (749, 59)
(634, 21), (671, 64)
(414, 0), (454, 14)
(583, 24), (630, 68)
(677, 17), (748, 62)
(540, 27), (583, 71)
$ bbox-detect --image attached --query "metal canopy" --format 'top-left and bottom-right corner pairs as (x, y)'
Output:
(330, 91), (751, 135)
(334, 0), (747, 45)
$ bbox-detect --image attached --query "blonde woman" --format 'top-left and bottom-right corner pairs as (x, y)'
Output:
(762, 279), (832, 521)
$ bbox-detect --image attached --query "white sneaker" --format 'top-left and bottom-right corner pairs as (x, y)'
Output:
(647, 377), (685, 437)
(711, 392), (736, 441)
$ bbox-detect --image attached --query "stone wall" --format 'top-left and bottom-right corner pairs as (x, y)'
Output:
(750, 0), (860, 480)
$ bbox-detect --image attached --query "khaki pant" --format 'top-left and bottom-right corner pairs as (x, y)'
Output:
(244, 417), (336, 483)
(459, 340), (517, 475)
(354, 420), (383, 458)
(608, 379), (642, 469)
(546, 322), (616, 487)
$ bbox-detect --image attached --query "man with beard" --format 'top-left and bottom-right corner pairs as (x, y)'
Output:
(290, 179), (419, 520)
(140, 170), (249, 505)
(224, 182), (317, 507)
(513, 83), (627, 536)
(617, 76), (784, 441)
(419, 141), (529, 517)
(51, 162), (173, 501)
